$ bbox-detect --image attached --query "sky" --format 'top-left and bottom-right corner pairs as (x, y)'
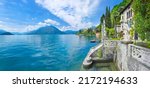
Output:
(0, 0), (123, 32)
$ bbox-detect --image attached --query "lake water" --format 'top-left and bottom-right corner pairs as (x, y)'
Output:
(0, 35), (97, 71)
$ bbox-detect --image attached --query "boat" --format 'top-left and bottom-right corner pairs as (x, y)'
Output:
(90, 39), (96, 43)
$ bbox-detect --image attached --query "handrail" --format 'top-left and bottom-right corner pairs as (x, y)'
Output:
(83, 43), (103, 67)
(86, 44), (103, 58)
(129, 44), (150, 67)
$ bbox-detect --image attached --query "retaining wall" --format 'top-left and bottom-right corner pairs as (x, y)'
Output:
(116, 41), (150, 71)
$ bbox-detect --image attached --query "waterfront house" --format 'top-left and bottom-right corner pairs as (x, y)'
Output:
(119, 1), (134, 41)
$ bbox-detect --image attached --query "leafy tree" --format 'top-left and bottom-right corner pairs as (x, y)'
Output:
(106, 27), (115, 38)
(132, 0), (150, 41)
(95, 24), (101, 33)
(111, 0), (132, 27)
(130, 28), (134, 40)
(111, 5), (120, 27)
(77, 27), (96, 36)
(98, 0), (134, 39)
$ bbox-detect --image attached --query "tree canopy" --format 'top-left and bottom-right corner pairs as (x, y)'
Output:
(132, 0), (150, 41)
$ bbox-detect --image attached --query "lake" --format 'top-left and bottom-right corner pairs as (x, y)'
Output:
(0, 35), (97, 71)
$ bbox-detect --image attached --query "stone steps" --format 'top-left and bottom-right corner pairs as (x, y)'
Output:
(83, 56), (113, 69)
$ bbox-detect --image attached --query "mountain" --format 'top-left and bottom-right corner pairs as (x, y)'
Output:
(0, 29), (13, 35)
(27, 26), (64, 35)
(0, 29), (6, 34)
(63, 30), (78, 34)
(1, 32), (13, 35)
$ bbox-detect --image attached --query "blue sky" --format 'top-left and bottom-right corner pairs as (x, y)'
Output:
(0, 0), (122, 32)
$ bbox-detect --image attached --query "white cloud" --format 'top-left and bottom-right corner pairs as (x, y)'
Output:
(60, 22), (93, 31)
(25, 19), (59, 31)
(35, 0), (101, 30)
(44, 19), (60, 25)
(0, 19), (59, 32)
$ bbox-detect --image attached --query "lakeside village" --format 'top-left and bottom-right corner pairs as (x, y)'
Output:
(78, 0), (150, 71)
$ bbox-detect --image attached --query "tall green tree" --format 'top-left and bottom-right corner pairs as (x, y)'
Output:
(100, 14), (105, 24)
(105, 6), (112, 28)
(133, 0), (150, 41)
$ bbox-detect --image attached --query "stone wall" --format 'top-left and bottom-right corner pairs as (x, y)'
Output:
(83, 40), (150, 71)
(116, 41), (130, 70)
(127, 44), (150, 71)
(115, 41), (150, 71)
(103, 40), (118, 60)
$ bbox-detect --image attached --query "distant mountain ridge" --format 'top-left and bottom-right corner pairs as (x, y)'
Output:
(27, 26), (64, 35)
(0, 29), (13, 35)
(0, 26), (80, 35)
(63, 30), (77, 34)
(0, 29), (6, 33)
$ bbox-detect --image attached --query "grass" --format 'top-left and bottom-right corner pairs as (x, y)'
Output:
(94, 61), (118, 71)
(145, 41), (150, 48)
(96, 49), (102, 58)
(80, 62), (119, 71)
(111, 38), (121, 40)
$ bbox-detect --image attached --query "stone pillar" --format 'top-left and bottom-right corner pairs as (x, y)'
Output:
(116, 41), (133, 71)
(101, 20), (106, 59)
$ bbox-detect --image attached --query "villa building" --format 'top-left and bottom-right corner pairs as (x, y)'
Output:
(118, 1), (134, 41)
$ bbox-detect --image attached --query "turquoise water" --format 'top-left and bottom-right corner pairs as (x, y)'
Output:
(0, 35), (97, 71)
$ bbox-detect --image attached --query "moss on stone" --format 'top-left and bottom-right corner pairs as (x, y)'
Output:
(96, 49), (102, 58)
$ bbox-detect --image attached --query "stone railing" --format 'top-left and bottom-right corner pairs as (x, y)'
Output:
(128, 44), (150, 68)
(87, 43), (103, 58)
(82, 44), (103, 68)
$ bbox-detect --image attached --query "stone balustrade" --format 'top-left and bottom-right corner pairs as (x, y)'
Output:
(129, 44), (150, 69)
(116, 41), (150, 71)
(82, 44), (103, 68)
(83, 39), (150, 71)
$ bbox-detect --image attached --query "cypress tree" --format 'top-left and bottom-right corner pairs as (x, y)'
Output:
(105, 6), (112, 28)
